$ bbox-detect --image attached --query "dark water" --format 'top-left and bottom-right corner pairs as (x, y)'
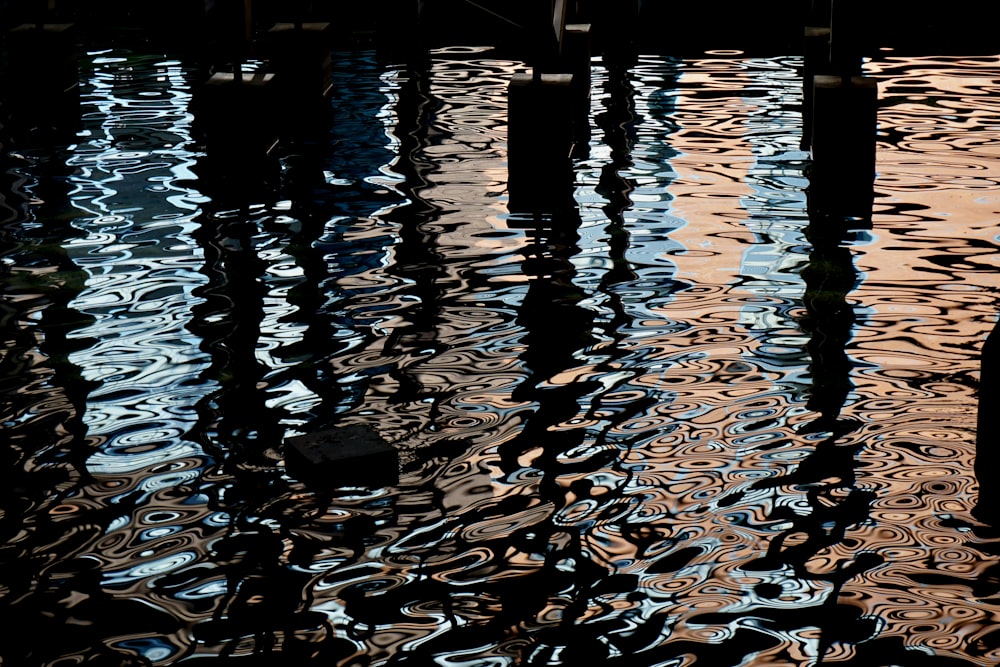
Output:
(3, 44), (1000, 666)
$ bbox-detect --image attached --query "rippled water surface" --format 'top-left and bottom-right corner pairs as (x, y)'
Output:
(3, 45), (1000, 666)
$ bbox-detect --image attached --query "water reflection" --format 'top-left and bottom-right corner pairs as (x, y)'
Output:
(2, 46), (1000, 666)
(186, 205), (284, 461)
(798, 228), (861, 433)
(0, 142), (105, 664)
(378, 57), (449, 413)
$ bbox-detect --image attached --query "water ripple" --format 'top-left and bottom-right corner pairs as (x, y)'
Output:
(3, 47), (1000, 666)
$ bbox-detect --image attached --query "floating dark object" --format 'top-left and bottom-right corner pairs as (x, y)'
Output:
(284, 424), (399, 488)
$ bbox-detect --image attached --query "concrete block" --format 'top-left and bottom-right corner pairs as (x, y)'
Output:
(285, 424), (399, 487)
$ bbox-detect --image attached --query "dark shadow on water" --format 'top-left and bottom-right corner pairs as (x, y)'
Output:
(594, 53), (639, 289)
(975, 316), (1000, 526)
(377, 57), (451, 415)
(0, 141), (165, 664)
(797, 223), (863, 435)
(501, 207), (598, 476)
(723, 214), (884, 665)
(186, 206), (285, 465)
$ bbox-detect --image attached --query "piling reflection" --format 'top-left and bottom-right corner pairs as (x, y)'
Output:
(594, 53), (639, 287)
(378, 58), (449, 410)
(0, 146), (96, 472)
(186, 206), (284, 462)
(0, 143), (135, 663)
(798, 226), (861, 434)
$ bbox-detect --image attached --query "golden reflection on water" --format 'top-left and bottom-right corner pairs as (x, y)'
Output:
(826, 54), (1000, 662)
(298, 52), (1000, 664)
(276, 52), (1000, 665)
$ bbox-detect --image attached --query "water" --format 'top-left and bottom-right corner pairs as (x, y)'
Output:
(2, 43), (1000, 666)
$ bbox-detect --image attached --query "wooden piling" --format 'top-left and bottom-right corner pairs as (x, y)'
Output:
(507, 72), (576, 213)
(563, 23), (593, 92)
(808, 74), (877, 225)
(376, 0), (424, 62)
(261, 21), (333, 134)
(828, 0), (866, 75)
(590, 0), (638, 60)
(263, 22), (333, 95)
(552, 0), (568, 58)
(3, 22), (80, 138)
(194, 67), (282, 200)
(506, 0), (592, 211)
(808, 0), (832, 26)
(801, 25), (831, 150)
(203, 0), (257, 67)
(564, 23), (593, 156)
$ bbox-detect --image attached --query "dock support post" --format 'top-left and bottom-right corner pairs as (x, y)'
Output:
(203, 0), (256, 69)
(808, 74), (877, 226)
(193, 0), (284, 201)
(262, 21), (333, 134)
(507, 1), (593, 213)
(3, 22), (80, 140)
(801, 25), (831, 150)
(829, 0), (867, 76)
(563, 22), (593, 156)
(195, 67), (282, 202)
(591, 0), (638, 61)
(507, 72), (576, 214)
(976, 319), (1000, 524)
(377, 0), (424, 62)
